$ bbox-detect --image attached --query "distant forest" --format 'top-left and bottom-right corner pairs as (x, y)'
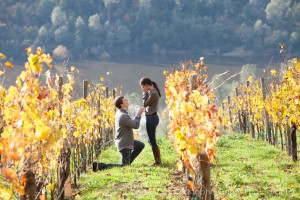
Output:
(0, 0), (299, 60)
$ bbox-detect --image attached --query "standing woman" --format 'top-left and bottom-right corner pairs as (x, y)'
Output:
(140, 77), (162, 166)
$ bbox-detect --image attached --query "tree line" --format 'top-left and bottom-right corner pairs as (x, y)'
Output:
(0, 0), (299, 60)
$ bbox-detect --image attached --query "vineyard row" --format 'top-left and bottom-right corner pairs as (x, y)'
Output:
(219, 57), (300, 162)
(0, 48), (118, 199)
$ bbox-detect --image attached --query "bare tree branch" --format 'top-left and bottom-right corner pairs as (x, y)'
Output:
(211, 71), (242, 91)
(207, 71), (229, 89)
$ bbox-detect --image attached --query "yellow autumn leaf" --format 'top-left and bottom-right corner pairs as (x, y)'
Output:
(14, 185), (25, 196)
(3, 168), (17, 182)
(187, 180), (195, 191)
(25, 47), (32, 55)
(176, 161), (183, 172)
(28, 54), (39, 65)
(279, 43), (286, 49)
(46, 183), (54, 191)
(16, 79), (22, 89)
(43, 54), (53, 69)
(0, 53), (6, 59)
(200, 58), (205, 67)
(67, 74), (72, 82)
(0, 71), (4, 76)
(248, 76), (253, 83)
(292, 58), (297, 63)
(37, 47), (43, 55)
(0, 188), (13, 200)
(28, 54), (42, 72)
(195, 63), (200, 70)
(32, 64), (42, 73)
(187, 142), (199, 156)
(35, 121), (50, 140)
(270, 69), (276, 76)
(178, 140), (187, 151)
(106, 71), (111, 75)
(73, 131), (80, 138)
(70, 66), (75, 71)
(5, 61), (14, 69)
(61, 127), (67, 138)
(163, 70), (169, 77)
(100, 77), (105, 82)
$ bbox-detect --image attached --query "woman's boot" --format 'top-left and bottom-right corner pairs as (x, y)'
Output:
(152, 147), (161, 166)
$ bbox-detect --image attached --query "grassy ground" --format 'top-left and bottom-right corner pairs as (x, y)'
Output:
(78, 134), (300, 200)
(77, 136), (186, 200)
(212, 134), (300, 200)
(1, 134), (299, 199)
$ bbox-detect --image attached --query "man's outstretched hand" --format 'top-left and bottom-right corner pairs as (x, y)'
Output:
(137, 107), (145, 116)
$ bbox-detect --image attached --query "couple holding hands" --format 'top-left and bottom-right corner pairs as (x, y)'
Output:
(93, 77), (162, 172)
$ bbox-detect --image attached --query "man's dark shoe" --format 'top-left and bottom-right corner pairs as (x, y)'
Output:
(93, 162), (106, 172)
(93, 162), (98, 172)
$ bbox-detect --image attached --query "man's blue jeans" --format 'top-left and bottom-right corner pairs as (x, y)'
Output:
(99, 140), (145, 170)
(120, 140), (145, 165)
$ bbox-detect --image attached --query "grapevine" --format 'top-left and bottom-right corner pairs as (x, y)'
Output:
(220, 54), (300, 161)
(0, 48), (117, 198)
(164, 59), (222, 196)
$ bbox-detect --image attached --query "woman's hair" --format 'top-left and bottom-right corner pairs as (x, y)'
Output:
(139, 77), (161, 97)
(114, 95), (124, 109)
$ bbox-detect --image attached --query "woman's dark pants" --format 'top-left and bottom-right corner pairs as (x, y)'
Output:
(146, 114), (159, 147)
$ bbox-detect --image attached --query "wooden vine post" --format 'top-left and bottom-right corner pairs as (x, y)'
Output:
(246, 81), (255, 138)
(56, 76), (62, 198)
(85, 81), (93, 166)
(20, 171), (36, 200)
(57, 76), (71, 200)
(113, 89), (116, 109)
(95, 85), (102, 158)
(81, 80), (88, 173)
(112, 89), (116, 145)
(235, 88), (243, 133)
(260, 78), (272, 144)
(227, 96), (233, 131)
(105, 87), (113, 146)
(105, 87), (109, 99)
(291, 123), (298, 162)
(105, 87), (109, 145)
(189, 74), (212, 200)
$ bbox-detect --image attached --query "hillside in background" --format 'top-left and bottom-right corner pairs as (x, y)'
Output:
(0, 0), (299, 60)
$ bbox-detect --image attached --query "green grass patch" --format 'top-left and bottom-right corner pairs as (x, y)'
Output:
(78, 134), (300, 199)
(1, 133), (299, 199)
(77, 136), (186, 199)
(212, 134), (300, 200)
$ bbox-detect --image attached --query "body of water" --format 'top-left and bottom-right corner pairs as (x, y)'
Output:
(4, 53), (283, 96)
(69, 53), (283, 95)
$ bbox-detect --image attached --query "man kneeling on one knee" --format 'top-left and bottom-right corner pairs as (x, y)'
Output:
(93, 96), (145, 171)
